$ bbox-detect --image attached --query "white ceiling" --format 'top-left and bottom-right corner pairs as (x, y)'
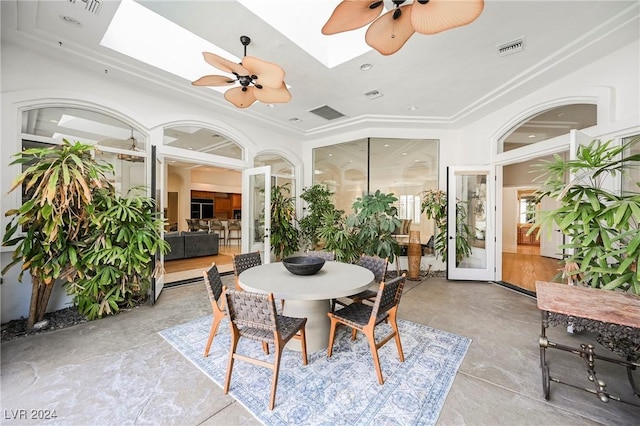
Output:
(2, 0), (639, 138)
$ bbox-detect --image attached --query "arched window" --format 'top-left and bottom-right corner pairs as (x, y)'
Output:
(163, 126), (243, 160)
(499, 104), (597, 153)
(21, 106), (146, 195)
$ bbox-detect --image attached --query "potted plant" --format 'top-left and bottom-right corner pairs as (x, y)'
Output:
(298, 184), (338, 251)
(2, 140), (168, 327)
(420, 189), (473, 265)
(317, 190), (401, 264)
(532, 138), (640, 294)
(270, 183), (300, 261)
(349, 190), (401, 264)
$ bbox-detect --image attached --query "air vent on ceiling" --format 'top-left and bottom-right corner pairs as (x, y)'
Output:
(364, 90), (383, 100)
(309, 105), (345, 121)
(498, 37), (525, 56)
(67, 0), (102, 15)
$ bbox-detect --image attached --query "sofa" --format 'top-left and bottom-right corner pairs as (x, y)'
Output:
(164, 231), (219, 260)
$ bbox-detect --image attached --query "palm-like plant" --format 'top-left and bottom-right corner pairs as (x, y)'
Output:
(298, 184), (337, 250)
(270, 183), (299, 261)
(532, 138), (640, 294)
(3, 141), (114, 328)
(3, 140), (168, 326)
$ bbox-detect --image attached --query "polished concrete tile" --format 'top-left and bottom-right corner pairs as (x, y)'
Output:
(2, 275), (639, 425)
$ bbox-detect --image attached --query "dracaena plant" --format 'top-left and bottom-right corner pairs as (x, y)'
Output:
(270, 183), (300, 261)
(3, 140), (168, 326)
(531, 137), (640, 294)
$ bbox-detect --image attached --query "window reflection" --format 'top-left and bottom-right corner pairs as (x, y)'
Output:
(313, 137), (438, 243)
(500, 104), (597, 153)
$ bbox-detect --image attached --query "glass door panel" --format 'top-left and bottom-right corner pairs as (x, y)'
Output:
(447, 166), (495, 280)
(242, 166), (271, 263)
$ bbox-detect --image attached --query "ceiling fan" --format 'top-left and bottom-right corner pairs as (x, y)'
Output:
(322, 0), (485, 55)
(99, 129), (145, 163)
(192, 36), (291, 109)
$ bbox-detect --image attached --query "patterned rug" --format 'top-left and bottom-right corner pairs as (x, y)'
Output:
(159, 315), (471, 425)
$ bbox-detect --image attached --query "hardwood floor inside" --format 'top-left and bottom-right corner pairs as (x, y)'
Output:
(164, 242), (241, 283)
(501, 244), (563, 293)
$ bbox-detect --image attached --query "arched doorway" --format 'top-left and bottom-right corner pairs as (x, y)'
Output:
(498, 103), (597, 293)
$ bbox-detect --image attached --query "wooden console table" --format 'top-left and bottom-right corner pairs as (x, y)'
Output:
(535, 281), (640, 407)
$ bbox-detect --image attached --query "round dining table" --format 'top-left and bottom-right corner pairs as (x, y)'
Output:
(238, 261), (375, 352)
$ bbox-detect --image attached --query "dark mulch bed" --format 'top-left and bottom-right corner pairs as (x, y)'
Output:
(1, 307), (88, 343)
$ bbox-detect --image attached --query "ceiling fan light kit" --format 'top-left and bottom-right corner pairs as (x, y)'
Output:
(192, 36), (291, 109)
(117, 129), (144, 163)
(324, 0), (485, 55)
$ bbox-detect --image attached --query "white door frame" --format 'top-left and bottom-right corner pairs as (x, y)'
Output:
(447, 166), (497, 281)
(242, 166), (272, 263)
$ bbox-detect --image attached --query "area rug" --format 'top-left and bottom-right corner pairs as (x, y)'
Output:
(159, 315), (471, 425)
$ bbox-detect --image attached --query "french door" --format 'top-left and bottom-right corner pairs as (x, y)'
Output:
(447, 166), (496, 281)
(151, 145), (165, 302)
(242, 166), (271, 264)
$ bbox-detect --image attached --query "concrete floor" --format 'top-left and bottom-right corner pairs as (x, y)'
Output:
(2, 274), (639, 425)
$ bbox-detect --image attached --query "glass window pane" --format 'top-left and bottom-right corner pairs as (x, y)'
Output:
(499, 104), (597, 153)
(312, 137), (438, 243)
(312, 138), (368, 213)
(370, 137), (438, 242)
(164, 126), (242, 160)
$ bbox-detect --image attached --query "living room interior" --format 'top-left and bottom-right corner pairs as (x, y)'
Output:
(1, 1), (639, 423)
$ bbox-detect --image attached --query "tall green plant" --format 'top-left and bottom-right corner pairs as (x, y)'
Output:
(298, 184), (337, 250)
(3, 140), (168, 325)
(3, 141), (113, 328)
(348, 190), (401, 263)
(270, 183), (299, 261)
(532, 138), (640, 294)
(316, 209), (360, 263)
(66, 190), (169, 318)
(420, 189), (473, 265)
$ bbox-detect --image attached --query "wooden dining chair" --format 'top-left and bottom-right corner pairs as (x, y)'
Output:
(232, 251), (262, 291)
(331, 254), (388, 311)
(327, 273), (407, 385)
(203, 262), (269, 356)
(202, 262), (227, 357)
(223, 289), (308, 410)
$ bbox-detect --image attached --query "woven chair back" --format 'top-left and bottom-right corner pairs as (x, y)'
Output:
(233, 251), (262, 276)
(371, 274), (406, 318)
(225, 290), (278, 334)
(358, 255), (388, 283)
(204, 263), (224, 302)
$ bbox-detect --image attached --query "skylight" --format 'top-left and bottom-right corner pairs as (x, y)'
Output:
(236, 0), (371, 68)
(101, 0), (371, 88)
(101, 0), (237, 94)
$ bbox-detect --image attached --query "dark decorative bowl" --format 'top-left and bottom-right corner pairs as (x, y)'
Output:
(282, 256), (326, 276)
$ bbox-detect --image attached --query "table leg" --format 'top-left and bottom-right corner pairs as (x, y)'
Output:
(282, 299), (331, 353)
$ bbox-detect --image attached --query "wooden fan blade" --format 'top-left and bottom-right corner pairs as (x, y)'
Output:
(224, 87), (257, 108)
(365, 5), (414, 55)
(254, 84), (292, 104)
(322, 0), (384, 35)
(191, 75), (236, 87)
(242, 56), (285, 89)
(202, 52), (250, 75)
(411, 0), (484, 35)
